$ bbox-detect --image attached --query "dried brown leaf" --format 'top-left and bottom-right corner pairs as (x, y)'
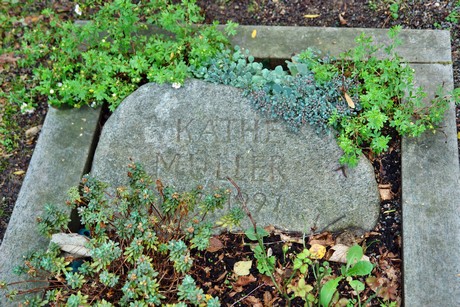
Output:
(25, 125), (42, 139)
(339, 12), (347, 25)
(207, 236), (224, 252)
(235, 274), (257, 287)
(328, 244), (370, 263)
(243, 296), (263, 307)
(0, 53), (19, 65)
(263, 291), (273, 306)
(344, 92), (355, 108)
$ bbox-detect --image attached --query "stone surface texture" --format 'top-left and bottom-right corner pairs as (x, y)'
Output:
(226, 26), (451, 62)
(0, 107), (101, 306)
(402, 63), (460, 306)
(91, 79), (380, 232)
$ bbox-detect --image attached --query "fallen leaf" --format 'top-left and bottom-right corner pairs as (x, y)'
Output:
(251, 29), (257, 38)
(215, 270), (227, 282)
(279, 233), (304, 244)
(243, 296), (263, 307)
(51, 233), (91, 258)
(328, 244), (370, 263)
(457, 132), (460, 139)
(0, 52), (19, 65)
(234, 260), (252, 276)
(235, 274), (256, 286)
(378, 184), (392, 200)
(309, 232), (334, 247)
(25, 125), (42, 139)
(263, 291), (273, 305)
(207, 236), (224, 252)
(23, 15), (43, 25)
(304, 14), (320, 18)
(339, 12), (347, 25)
(13, 170), (25, 175)
(344, 92), (355, 108)
(309, 244), (326, 259)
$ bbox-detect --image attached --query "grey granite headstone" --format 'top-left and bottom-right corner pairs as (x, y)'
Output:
(91, 79), (379, 232)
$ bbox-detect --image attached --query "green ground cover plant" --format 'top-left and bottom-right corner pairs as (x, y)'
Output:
(0, 162), (244, 305)
(3, 0), (236, 112)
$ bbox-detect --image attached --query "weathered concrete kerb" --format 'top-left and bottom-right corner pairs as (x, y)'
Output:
(0, 107), (101, 306)
(91, 79), (380, 233)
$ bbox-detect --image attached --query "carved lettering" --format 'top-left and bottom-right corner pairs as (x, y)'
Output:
(156, 153), (180, 177)
(176, 119), (194, 142)
(270, 155), (286, 181)
(200, 119), (219, 142)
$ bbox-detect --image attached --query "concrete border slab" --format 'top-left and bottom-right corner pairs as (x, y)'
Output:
(0, 106), (101, 306)
(226, 26), (452, 63)
(402, 63), (460, 306)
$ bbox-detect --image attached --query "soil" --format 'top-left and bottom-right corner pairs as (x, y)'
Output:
(0, 0), (459, 305)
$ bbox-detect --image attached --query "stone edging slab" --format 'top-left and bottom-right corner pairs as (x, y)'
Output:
(0, 107), (101, 305)
(0, 26), (458, 306)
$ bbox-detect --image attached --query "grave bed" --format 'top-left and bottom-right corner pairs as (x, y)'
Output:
(0, 27), (458, 306)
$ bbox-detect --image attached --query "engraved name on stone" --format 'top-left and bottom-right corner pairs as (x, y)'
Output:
(144, 117), (289, 215)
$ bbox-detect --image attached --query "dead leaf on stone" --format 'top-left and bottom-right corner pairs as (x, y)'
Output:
(207, 236), (224, 252)
(25, 125), (42, 139)
(304, 14), (320, 18)
(51, 233), (91, 258)
(344, 92), (355, 108)
(235, 274), (256, 287)
(234, 260), (252, 276)
(339, 12), (347, 25)
(251, 29), (257, 38)
(328, 244), (370, 263)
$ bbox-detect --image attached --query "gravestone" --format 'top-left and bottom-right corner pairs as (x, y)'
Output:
(91, 79), (379, 232)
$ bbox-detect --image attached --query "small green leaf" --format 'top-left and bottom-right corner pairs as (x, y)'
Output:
(320, 277), (342, 307)
(346, 245), (363, 267)
(346, 261), (374, 277)
(349, 279), (365, 293)
(245, 227), (269, 241)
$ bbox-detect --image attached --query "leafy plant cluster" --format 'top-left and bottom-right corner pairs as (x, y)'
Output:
(5, 0), (236, 112)
(1, 162), (244, 305)
(231, 180), (385, 307)
(193, 26), (454, 166)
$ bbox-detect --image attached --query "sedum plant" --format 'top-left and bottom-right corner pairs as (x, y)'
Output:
(1, 162), (243, 305)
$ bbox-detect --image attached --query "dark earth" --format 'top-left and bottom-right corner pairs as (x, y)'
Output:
(1, 0), (459, 305)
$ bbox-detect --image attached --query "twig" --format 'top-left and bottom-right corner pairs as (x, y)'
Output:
(317, 215), (346, 234)
(230, 283), (266, 307)
(226, 177), (257, 233)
